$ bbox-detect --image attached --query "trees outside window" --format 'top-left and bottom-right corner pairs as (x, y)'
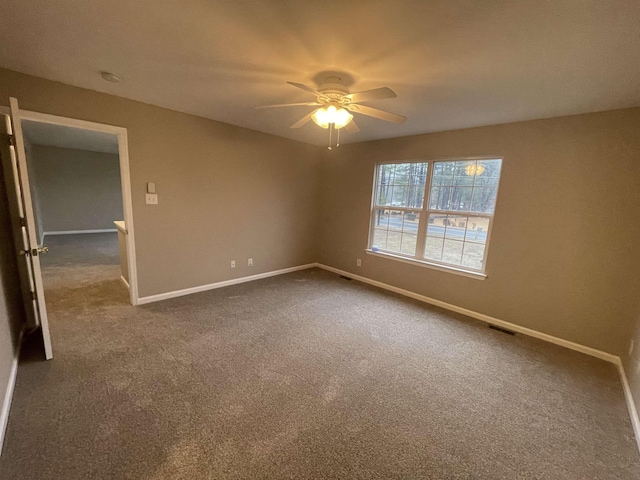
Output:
(370, 158), (502, 273)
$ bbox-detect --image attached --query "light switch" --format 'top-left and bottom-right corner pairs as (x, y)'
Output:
(147, 182), (156, 194)
(145, 193), (158, 205)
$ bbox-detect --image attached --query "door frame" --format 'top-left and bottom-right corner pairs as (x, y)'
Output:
(0, 106), (139, 305)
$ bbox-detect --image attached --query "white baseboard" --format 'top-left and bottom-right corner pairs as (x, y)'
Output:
(120, 275), (130, 290)
(0, 329), (23, 456)
(136, 263), (317, 305)
(615, 359), (640, 453)
(43, 229), (117, 237)
(138, 260), (617, 362)
(316, 264), (618, 363)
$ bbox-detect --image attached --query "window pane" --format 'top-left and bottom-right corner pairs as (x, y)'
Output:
(433, 161), (455, 178)
(471, 187), (498, 213)
(461, 242), (486, 270)
(377, 182), (392, 206)
(403, 210), (420, 233)
(378, 162), (428, 209)
(393, 164), (409, 184)
(430, 159), (502, 216)
(474, 175), (500, 188)
(410, 164), (428, 187)
(379, 163), (396, 184)
(387, 210), (404, 231)
(448, 186), (472, 211)
(427, 214), (446, 237)
(429, 186), (451, 210)
(401, 233), (417, 255)
(376, 164), (395, 206)
(373, 209), (390, 229)
(407, 186), (424, 209)
(444, 215), (468, 240)
(373, 229), (387, 251)
(386, 230), (403, 253)
(479, 159), (502, 177)
(424, 214), (490, 270)
(373, 210), (419, 255)
(391, 185), (408, 207)
(442, 239), (464, 264)
(424, 236), (444, 261)
(464, 217), (490, 243)
(453, 161), (475, 186)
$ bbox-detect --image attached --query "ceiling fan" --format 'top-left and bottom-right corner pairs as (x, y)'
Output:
(256, 76), (406, 149)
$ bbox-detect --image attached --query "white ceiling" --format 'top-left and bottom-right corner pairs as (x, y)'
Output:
(1, 1), (639, 146)
(22, 120), (119, 154)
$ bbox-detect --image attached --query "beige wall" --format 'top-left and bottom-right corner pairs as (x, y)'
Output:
(28, 145), (122, 233)
(318, 108), (640, 357)
(0, 68), (322, 298)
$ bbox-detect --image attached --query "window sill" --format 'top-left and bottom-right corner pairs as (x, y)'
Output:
(364, 250), (487, 280)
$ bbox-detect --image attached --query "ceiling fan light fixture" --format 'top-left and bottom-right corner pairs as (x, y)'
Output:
(312, 105), (353, 129)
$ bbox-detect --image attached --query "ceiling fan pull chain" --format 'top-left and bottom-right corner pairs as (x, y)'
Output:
(336, 126), (340, 147)
(328, 123), (333, 150)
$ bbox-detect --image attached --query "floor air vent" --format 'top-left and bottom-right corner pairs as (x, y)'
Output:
(489, 325), (516, 336)
(338, 275), (352, 281)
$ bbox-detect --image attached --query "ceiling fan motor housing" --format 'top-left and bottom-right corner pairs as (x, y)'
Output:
(318, 76), (350, 99)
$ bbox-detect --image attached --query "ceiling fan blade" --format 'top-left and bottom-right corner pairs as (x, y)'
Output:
(287, 81), (321, 96)
(255, 102), (321, 109)
(345, 87), (397, 103)
(344, 120), (360, 134)
(346, 104), (406, 124)
(290, 110), (318, 129)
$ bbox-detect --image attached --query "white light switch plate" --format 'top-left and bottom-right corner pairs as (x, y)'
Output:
(145, 193), (158, 205)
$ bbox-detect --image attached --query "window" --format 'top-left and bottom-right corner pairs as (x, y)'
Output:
(369, 158), (502, 275)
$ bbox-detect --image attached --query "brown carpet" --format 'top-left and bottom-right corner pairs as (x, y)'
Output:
(1, 233), (639, 479)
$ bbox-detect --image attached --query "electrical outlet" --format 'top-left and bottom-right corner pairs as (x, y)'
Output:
(629, 339), (635, 356)
(248, 258), (253, 267)
(145, 193), (158, 205)
(230, 260), (236, 268)
(356, 259), (362, 267)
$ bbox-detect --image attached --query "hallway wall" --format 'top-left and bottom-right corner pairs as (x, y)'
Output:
(28, 145), (122, 234)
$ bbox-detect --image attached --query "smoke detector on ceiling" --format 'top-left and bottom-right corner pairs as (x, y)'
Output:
(100, 71), (121, 83)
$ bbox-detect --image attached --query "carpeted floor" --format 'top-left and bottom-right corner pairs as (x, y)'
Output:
(1, 233), (639, 479)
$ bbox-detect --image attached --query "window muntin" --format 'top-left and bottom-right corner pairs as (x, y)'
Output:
(370, 158), (502, 273)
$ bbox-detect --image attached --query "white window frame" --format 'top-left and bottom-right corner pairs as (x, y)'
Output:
(366, 156), (503, 279)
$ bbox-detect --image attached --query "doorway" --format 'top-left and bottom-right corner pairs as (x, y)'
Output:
(0, 108), (138, 307)
(24, 122), (132, 312)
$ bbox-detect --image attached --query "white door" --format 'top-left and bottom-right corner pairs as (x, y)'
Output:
(0, 97), (52, 359)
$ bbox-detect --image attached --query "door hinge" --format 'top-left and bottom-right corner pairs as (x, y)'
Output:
(30, 291), (36, 301)
(2, 134), (14, 147)
(20, 217), (26, 227)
